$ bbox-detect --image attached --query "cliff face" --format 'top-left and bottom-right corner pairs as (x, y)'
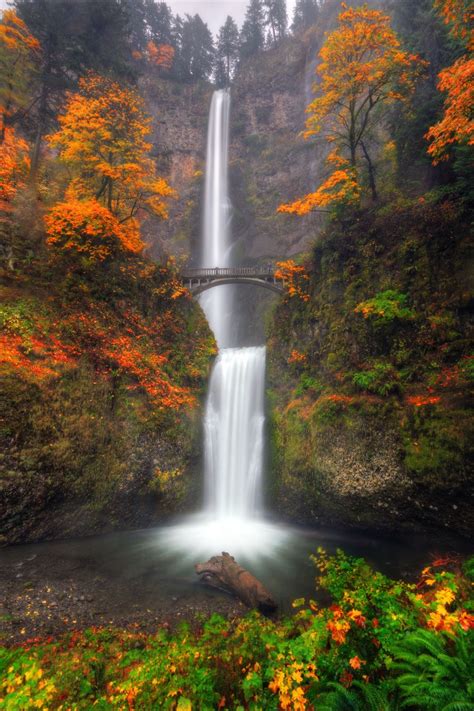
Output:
(140, 77), (212, 260)
(267, 202), (473, 538)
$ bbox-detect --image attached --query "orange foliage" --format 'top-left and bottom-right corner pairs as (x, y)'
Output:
(287, 349), (307, 365)
(0, 332), (78, 382)
(1, 295), (201, 414)
(147, 41), (175, 70)
(0, 10), (40, 129)
(278, 4), (423, 214)
(274, 260), (310, 301)
(426, 0), (473, 161)
(426, 56), (474, 161)
(278, 167), (360, 215)
(0, 126), (30, 214)
(435, 0), (474, 47)
(406, 395), (441, 407)
(47, 73), (176, 225)
(104, 335), (195, 410)
(45, 198), (144, 260)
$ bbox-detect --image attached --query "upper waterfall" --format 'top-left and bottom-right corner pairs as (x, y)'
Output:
(199, 89), (233, 348)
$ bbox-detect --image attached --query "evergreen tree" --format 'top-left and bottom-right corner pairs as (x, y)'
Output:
(240, 0), (265, 58)
(14, 0), (133, 177)
(172, 14), (214, 82)
(388, 0), (455, 187)
(215, 16), (239, 86)
(291, 0), (320, 33)
(122, 0), (148, 51)
(263, 0), (287, 45)
(145, 0), (173, 46)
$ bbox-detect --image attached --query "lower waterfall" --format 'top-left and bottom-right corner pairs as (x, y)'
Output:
(204, 347), (266, 519)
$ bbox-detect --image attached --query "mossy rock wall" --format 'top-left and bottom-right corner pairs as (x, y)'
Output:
(267, 199), (473, 537)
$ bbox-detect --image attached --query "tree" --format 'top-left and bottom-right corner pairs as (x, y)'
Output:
(388, 0), (454, 185)
(145, 0), (173, 46)
(177, 14), (214, 82)
(425, 0), (474, 163)
(47, 73), (175, 233)
(291, 0), (320, 33)
(146, 40), (175, 71)
(279, 4), (423, 214)
(215, 16), (239, 86)
(263, 0), (288, 45)
(0, 9), (40, 143)
(240, 0), (265, 58)
(45, 197), (144, 261)
(0, 125), (30, 214)
(14, 0), (134, 178)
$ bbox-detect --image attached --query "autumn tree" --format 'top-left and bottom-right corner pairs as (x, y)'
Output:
(146, 40), (175, 71)
(215, 16), (240, 86)
(47, 73), (175, 246)
(279, 4), (423, 214)
(0, 9), (40, 143)
(425, 0), (474, 163)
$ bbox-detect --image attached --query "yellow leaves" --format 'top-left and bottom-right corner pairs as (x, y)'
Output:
(435, 587), (456, 606)
(0, 10), (41, 121)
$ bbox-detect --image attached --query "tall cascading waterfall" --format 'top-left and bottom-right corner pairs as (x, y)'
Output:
(200, 89), (266, 521)
(156, 90), (289, 558)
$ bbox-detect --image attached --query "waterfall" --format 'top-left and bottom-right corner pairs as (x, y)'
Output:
(156, 90), (289, 558)
(204, 347), (266, 519)
(199, 89), (266, 522)
(199, 90), (233, 349)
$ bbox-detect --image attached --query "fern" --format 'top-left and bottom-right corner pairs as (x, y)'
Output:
(313, 680), (400, 710)
(393, 629), (474, 710)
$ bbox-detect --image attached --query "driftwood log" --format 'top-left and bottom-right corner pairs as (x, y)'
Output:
(195, 552), (277, 613)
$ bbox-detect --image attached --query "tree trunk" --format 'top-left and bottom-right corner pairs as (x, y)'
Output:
(361, 141), (377, 201)
(195, 552), (277, 612)
(29, 82), (49, 181)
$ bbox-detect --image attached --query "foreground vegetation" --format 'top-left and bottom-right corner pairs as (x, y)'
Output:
(1, 551), (473, 709)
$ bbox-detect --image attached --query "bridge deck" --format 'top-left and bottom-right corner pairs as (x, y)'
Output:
(181, 266), (284, 295)
(181, 267), (276, 278)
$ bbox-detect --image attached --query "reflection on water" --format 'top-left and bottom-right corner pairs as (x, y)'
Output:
(2, 519), (470, 612)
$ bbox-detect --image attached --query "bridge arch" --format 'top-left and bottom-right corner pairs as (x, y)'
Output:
(191, 277), (283, 296)
(181, 267), (285, 296)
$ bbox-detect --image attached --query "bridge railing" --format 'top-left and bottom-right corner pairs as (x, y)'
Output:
(181, 266), (277, 278)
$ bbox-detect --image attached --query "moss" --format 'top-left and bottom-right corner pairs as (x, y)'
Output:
(267, 197), (473, 534)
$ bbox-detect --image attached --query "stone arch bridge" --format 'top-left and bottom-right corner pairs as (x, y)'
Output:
(181, 267), (284, 296)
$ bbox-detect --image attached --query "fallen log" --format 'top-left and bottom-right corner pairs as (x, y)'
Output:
(195, 552), (277, 613)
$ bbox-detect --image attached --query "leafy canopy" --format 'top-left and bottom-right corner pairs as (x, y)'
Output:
(426, 0), (474, 162)
(48, 73), (176, 232)
(279, 3), (424, 214)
